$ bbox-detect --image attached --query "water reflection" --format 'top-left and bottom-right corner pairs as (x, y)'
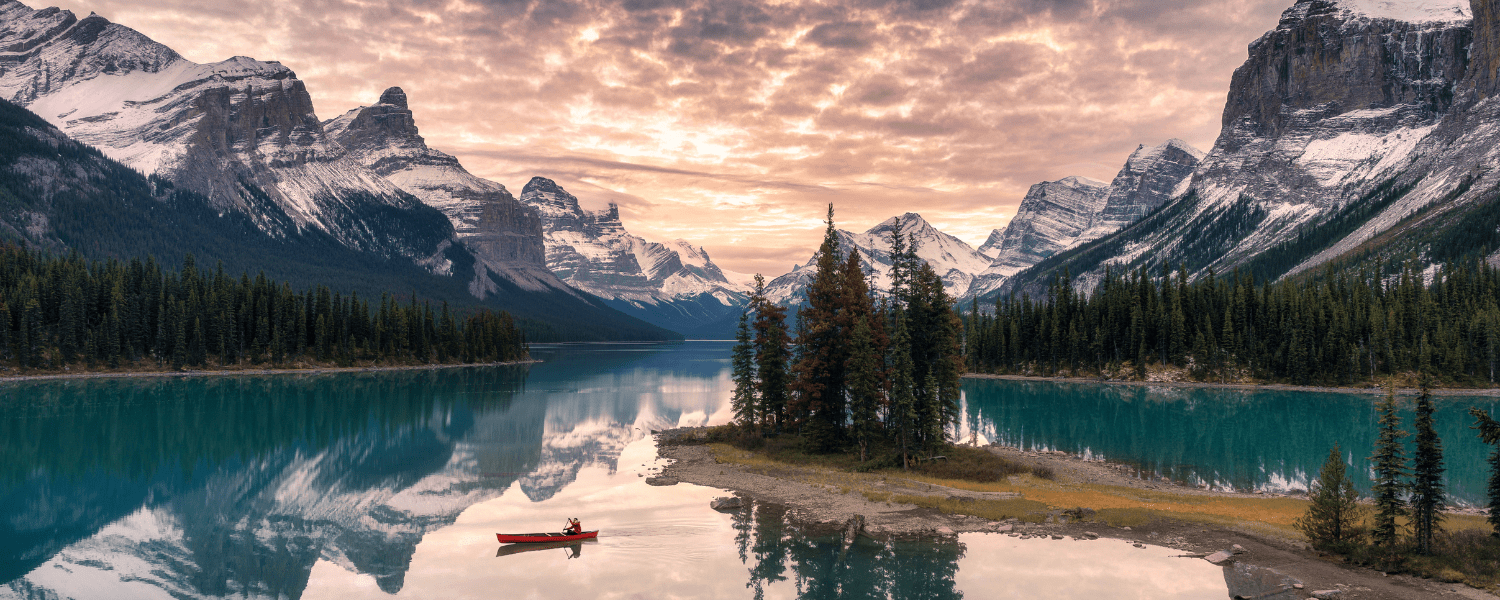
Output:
(0, 343), (1329, 599)
(728, 500), (964, 600)
(1, 342), (733, 599)
(495, 539), (590, 559)
(959, 379), (1500, 503)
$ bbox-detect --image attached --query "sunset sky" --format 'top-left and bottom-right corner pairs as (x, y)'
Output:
(56, 0), (1289, 276)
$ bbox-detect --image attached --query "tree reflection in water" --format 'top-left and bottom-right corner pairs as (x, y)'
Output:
(731, 498), (964, 600)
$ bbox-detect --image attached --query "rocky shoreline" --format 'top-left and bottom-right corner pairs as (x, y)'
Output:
(0, 359), (539, 384)
(654, 429), (1495, 600)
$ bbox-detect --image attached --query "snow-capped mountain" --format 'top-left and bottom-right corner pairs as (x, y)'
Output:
(999, 0), (1494, 298)
(763, 213), (992, 305)
(518, 177), (749, 337)
(976, 228), (1008, 259)
(963, 140), (1202, 303)
(1082, 139), (1206, 241)
(323, 87), (576, 298)
(0, 1), (677, 341)
(0, 1), (459, 271)
(965, 176), (1108, 297)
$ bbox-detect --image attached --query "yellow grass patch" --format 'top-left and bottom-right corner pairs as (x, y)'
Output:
(707, 442), (1309, 538)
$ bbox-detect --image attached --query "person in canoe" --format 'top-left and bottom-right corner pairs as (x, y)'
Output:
(563, 518), (582, 535)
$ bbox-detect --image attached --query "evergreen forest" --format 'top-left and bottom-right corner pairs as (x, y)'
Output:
(731, 207), (965, 465)
(0, 98), (674, 343)
(0, 245), (528, 372)
(966, 262), (1500, 387)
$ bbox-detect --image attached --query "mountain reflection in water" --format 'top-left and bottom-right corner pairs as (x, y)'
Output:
(2, 342), (1226, 599)
(0, 342), (732, 599)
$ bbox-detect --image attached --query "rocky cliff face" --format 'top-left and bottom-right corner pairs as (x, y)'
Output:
(0, 0), (457, 272)
(964, 176), (1109, 302)
(1223, 0), (1471, 140)
(518, 177), (748, 336)
(1473, 0), (1500, 95)
(963, 140), (1202, 303)
(978, 176), (1108, 279)
(1083, 139), (1205, 240)
(997, 0), (1489, 299)
(323, 88), (564, 298)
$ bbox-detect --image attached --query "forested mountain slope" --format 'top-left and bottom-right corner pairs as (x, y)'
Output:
(998, 0), (1500, 300)
(0, 98), (677, 341)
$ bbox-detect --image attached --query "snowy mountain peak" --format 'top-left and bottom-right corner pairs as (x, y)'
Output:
(963, 139), (1202, 303)
(867, 212), (941, 240)
(0, 0), (480, 275)
(977, 227), (1007, 258)
(1056, 175), (1108, 189)
(520, 177), (584, 219)
(764, 213), (990, 305)
(324, 86), (559, 295)
(1137, 138), (1207, 164)
(1290, 0), (1471, 23)
(517, 178), (748, 334)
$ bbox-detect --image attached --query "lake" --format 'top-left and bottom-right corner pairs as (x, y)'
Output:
(958, 378), (1500, 504)
(7, 340), (1483, 599)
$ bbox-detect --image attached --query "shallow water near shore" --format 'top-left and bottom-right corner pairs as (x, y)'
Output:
(13, 340), (1462, 598)
(959, 378), (1500, 504)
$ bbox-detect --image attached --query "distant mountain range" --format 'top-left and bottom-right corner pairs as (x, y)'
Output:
(517, 177), (749, 338)
(0, 0), (675, 341)
(3, 0), (1499, 336)
(778, 0), (1500, 310)
(1001, 0), (1500, 299)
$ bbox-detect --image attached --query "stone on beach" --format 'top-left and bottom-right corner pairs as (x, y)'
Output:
(1205, 550), (1234, 564)
(1222, 563), (1303, 600)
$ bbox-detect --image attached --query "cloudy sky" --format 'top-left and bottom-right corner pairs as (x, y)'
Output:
(59, 0), (1288, 276)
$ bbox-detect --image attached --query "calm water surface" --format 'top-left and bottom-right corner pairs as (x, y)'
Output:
(28, 341), (1475, 598)
(959, 378), (1500, 504)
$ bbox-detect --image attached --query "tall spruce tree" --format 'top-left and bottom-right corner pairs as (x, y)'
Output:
(889, 309), (919, 469)
(731, 310), (758, 431)
(751, 274), (791, 433)
(1370, 380), (1410, 547)
(1411, 381), (1446, 554)
(1294, 445), (1364, 550)
(791, 204), (850, 452)
(846, 314), (882, 462)
(1470, 406), (1500, 534)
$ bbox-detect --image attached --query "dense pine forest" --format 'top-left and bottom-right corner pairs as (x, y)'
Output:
(0, 245), (527, 373)
(966, 261), (1500, 386)
(730, 208), (965, 465)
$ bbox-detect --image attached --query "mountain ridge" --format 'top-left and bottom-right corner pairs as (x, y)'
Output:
(518, 176), (749, 338)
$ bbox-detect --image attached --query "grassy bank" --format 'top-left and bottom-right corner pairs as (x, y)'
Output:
(676, 426), (1499, 590)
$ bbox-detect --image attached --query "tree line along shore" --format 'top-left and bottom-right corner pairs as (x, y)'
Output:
(0, 245), (528, 374)
(965, 260), (1500, 389)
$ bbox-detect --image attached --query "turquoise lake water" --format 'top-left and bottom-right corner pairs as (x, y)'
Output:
(958, 378), (1500, 504)
(9, 340), (1485, 599)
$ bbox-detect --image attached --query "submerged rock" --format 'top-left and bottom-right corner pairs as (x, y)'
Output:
(645, 476), (678, 486)
(710, 496), (744, 511)
(1222, 563), (1303, 600)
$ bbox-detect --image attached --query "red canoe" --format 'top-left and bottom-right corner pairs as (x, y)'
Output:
(496, 531), (599, 544)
